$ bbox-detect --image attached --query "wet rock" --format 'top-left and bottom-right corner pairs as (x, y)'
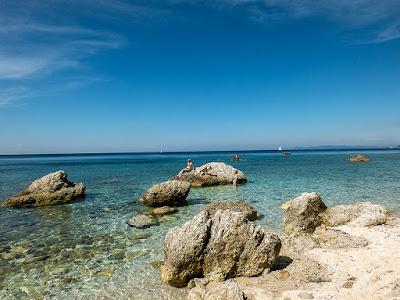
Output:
(199, 200), (260, 221)
(176, 162), (247, 187)
(161, 210), (281, 287)
(349, 154), (369, 162)
(152, 206), (178, 216)
(150, 260), (163, 270)
(140, 180), (191, 207)
(22, 255), (49, 264)
(100, 207), (112, 212)
(110, 250), (125, 260)
(128, 232), (152, 240)
(320, 202), (389, 227)
(128, 213), (158, 229)
(3, 171), (85, 207)
(95, 270), (113, 276)
(281, 192), (327, 235)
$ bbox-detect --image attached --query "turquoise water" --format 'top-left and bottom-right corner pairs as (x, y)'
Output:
(1, 150), (400, 299)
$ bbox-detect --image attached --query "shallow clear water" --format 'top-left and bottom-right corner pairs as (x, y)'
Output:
(0, 150), (400, 299)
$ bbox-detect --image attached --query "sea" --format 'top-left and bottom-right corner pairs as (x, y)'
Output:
(0, 150), (399, 299)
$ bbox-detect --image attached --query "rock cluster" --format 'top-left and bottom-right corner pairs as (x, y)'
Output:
(176, 162), (247, 187)
(281, 192), (389, 236)
(3, 171), (85, 207)
(349, 154), (369, 162)
(140, 180), (191, 207)
(160, 209), (281, 287)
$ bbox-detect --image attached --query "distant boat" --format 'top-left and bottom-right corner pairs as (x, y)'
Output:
(278, 146), (282, 151)
(160, 149), (163, 153)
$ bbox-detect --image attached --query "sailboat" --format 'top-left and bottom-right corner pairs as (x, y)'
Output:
(278, 146), (282, 151)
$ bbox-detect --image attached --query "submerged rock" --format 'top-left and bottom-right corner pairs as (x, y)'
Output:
(3, 171), (85, 207)
(198, 200), (260, 221)
(320, 202), (389, 227)
(281, 192), (327, 235)
(140, 180), (191, 207)
(152, 206), (178, 216)
(176, 162), (247, 187)
(161, 210), (281, 287)
(349, 154), (369, 162)
(128, 213), (158, 229)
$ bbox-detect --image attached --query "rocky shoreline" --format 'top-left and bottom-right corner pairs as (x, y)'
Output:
(156, 193), (399, 300)
(2, 159), (399, 299)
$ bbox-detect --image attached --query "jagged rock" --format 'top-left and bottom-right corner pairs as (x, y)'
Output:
(281, 192), (327, 235)
(176, 162), (246, 187)
(152, 206), (178, 216)
(320, 202), (389, 227)
(187, 280), (245, 300)
(349, 154), (369, 162)
(3, 171), (85, 207)
(161, 210), (281, 287)
(199, 200), (260, 221)
(128, 213), (158, 229)
(140, 180), (191, 207)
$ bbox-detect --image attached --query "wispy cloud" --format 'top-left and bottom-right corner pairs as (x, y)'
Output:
(0, 0), (160, 106)
(220, 0), (400, 43)
(0, 87), (30, 107)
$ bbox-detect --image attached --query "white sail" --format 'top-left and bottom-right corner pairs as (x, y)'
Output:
(278, 146), (282, 151)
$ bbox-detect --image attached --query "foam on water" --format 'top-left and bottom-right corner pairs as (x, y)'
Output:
(0, 151), (399, 299)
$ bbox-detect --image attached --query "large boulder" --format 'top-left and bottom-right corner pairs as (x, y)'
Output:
(3, 171), (85, 207)
(320, 202), (389, 227)
(161, 210), (281, 287)
(176, 162), (246, 187)
(140, 180), (191, 207)
(199, 200), (260, 221)
(281, 192), (327, 235)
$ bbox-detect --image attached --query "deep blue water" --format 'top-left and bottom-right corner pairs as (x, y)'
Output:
(0, 150), (399, 299)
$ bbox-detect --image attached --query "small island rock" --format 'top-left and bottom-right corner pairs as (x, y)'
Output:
(176, 162), (246, 187)
(281, 192), (327, 235)
(349, 154), (369, 162)
(140, 180), (191, 207)
(161, 210), (281, 287)
(3, 170), (85, 207)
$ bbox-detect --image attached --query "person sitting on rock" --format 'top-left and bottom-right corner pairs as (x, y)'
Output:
(232, 169), (239, 186)
(177, 159), (194, 177)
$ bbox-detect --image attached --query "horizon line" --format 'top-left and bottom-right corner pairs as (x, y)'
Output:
(1, 145), (399, 157)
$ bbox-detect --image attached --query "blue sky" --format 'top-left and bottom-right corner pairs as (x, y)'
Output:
(0, 0), (400, 154)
